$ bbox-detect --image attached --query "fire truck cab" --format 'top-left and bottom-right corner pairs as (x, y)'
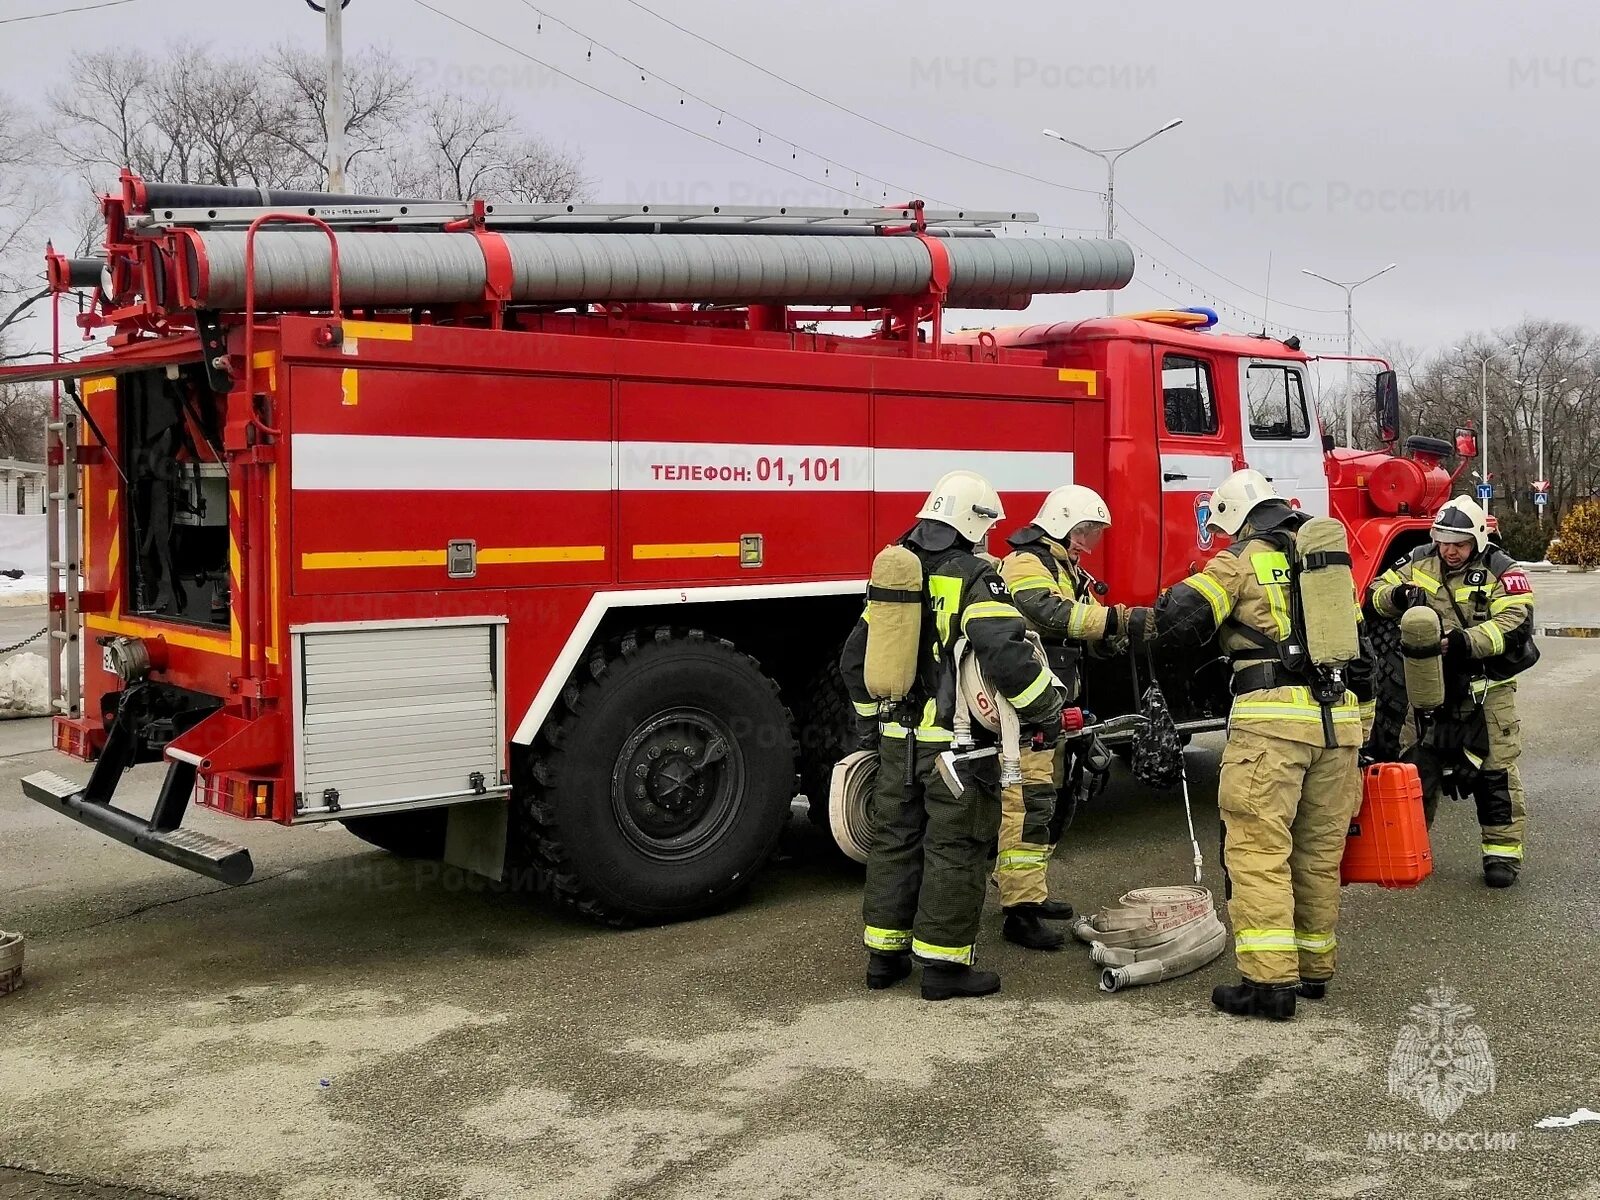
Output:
(3, 175), (1470, 925)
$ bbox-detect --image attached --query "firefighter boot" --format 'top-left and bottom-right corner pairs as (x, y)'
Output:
(1298, 978), (1329, 1000)
(1212, 979), (1297, 1021)
(1483, 859), (1519, 889)
(921, 963), (1002, 1001)
(866, 951), (913, 990)
(1037, 898), (1075, 920)
(1002, 905), (1067, 950)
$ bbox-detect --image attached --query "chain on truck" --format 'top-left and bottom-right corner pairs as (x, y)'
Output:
(0, 172), (1481, 924)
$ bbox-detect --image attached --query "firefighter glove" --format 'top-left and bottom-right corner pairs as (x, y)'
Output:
(1442, 628), (1472, 660)
(1127, 607), (1157, 642)
(851, 714), (879, 750)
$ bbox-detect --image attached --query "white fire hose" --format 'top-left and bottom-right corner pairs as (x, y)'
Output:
(1071, 885), (1228, 992)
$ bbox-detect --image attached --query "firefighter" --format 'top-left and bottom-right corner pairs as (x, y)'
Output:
(840, 471), (1064, 1000)
(1127, 470), (1363, 1020)
(1368, 497), (1537, 888)
(994, 484), (1128, 949)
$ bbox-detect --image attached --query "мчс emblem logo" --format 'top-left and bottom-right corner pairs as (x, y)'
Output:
(1195, 494), (1214, 550)
(1387, 982), (1496, 1122)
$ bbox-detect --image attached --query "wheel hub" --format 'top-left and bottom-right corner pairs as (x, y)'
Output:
(614, 709), (741, 856)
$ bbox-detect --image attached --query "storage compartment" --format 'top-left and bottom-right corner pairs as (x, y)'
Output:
(291, 619), (508, 818)
(122, 365), (230, 627)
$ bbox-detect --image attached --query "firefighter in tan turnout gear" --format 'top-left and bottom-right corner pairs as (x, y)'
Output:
(840, 471), (1064, 1000)
(1128, 470), (1363, 1021)
(994, 485), (1127, 950)
(1368, 496), (1537, 888)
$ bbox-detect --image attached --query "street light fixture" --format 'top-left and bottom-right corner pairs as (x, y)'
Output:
(1042, 119), (1183, 315)
(1451, 342), (1523, 518)
(1300, 263), (1398, 446)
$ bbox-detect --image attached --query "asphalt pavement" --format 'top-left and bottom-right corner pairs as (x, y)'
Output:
(2, 580), (1599, 1199)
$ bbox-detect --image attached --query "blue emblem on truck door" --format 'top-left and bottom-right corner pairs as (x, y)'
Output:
(1196, 493), (1214, 550)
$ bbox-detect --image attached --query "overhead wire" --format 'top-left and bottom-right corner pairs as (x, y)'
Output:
(0, 0), (138, 23)
(609, 0), (1104, 199)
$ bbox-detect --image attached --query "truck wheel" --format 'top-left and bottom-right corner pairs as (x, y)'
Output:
(798, 656), (852, 828)
(1365, 613), (1408, 763)
(515, 627), (796, 925)
(341, 809), (447, 859)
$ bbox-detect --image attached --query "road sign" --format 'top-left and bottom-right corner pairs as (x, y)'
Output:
(1534, 479), (1551, 493)
(1477, 483), (1494, 501)
(1535, 492), (1549, 506)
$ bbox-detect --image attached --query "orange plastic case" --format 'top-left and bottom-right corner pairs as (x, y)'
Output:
(1341, 762), (1434, 888)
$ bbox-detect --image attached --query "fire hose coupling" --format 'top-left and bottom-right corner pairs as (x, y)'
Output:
(97, 635), (168, 684)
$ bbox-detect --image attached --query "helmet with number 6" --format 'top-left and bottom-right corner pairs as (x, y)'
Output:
(1031, 484), (1112, 540)
(916, 471), (1005, 544)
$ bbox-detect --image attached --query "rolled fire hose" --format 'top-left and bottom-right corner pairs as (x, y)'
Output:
(1070, 885), (1228, 992)
(954, 633), (1054, 786)
(828, 749), (878, 865)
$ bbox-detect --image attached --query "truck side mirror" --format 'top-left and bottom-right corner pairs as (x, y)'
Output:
(1374, 370), (1400, 443)
(1455, 427), (1479, 458)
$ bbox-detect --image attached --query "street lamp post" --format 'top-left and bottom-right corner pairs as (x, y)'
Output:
(1452, 343), (1522, 519)
(306, 0), (351, 192)
(1041, 119), (1183, 316)
(1300, 263), (1397, 446)
(1533, 375), (1567, 522)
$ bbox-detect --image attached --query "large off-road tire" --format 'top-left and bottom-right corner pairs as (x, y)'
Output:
(515, 627), (796, 925)
(798, 657), (853, 828)
(341, 809), (448, 859)
(1365, 610), (1408, 763)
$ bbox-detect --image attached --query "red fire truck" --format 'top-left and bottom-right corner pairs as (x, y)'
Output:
(4, 174), (1472, 923)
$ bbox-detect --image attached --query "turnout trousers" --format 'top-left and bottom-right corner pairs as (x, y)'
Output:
(1217, 728), (1362, 985)
(994, 741), (1067, 906)
(1410, 683), (1526, 865)
(862, 732), (1003, 966)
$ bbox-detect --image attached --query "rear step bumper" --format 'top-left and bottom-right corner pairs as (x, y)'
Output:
(21, 770), (254, 886)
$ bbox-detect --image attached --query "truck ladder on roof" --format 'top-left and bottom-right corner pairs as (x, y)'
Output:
(130, 201), (1038, 235)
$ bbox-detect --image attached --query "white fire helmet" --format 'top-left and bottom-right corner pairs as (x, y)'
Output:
(1206, 468), (1279, 537)
(916, 470), (1005, 544)
(1431, 495), (1489, 553)
(1032, 484), (1112, 540)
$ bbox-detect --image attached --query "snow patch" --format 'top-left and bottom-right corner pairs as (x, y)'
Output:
(0, 652), (49, 716)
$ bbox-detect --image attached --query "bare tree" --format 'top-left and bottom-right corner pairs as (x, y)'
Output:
(368, 93), (588, 203)
(264, 44), (415, 188)
(0, 93), (51, 304)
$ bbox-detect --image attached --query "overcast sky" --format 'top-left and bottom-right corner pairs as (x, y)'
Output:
(5, 0), (1597, 363)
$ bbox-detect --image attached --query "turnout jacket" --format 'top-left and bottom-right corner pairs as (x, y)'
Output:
(999, 530), (1119, 702)
(1369, 545), (1536, 708)
(841, 530), (1062, 742)
(1138, 517), (1363, 748)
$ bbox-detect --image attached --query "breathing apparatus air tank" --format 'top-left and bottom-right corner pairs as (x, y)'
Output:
(1294, 516), (1360, 668)
(863, 544), (923, 704)
(1399, 605), (1447, 713)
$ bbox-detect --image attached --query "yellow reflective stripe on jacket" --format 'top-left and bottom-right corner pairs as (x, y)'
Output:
(927, 574), (963, 642)
(1294, 931), (1337, 953)
(1481, 841), (1523, 860)
(1412, 568), (1440, 594)
(1007, 574), (1059, 594)
(911, 937), (975, 965)
(864, 925), (912, 952)
(1181, 573), (1233, 624)
(1231, 688), (1362, 725)
(1234, 928), (1297, 953)
(1008, 666), (1054, 709)
(1066, 604), (1094, 638)
(1379, 568), (1404, 587)
(882, 724), (954, 742)
(1481, 622), (1506, 656)
(1490, 595), (1533, 614)
(853, 699), (879, 717)
(962, 600), (1021, 629)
